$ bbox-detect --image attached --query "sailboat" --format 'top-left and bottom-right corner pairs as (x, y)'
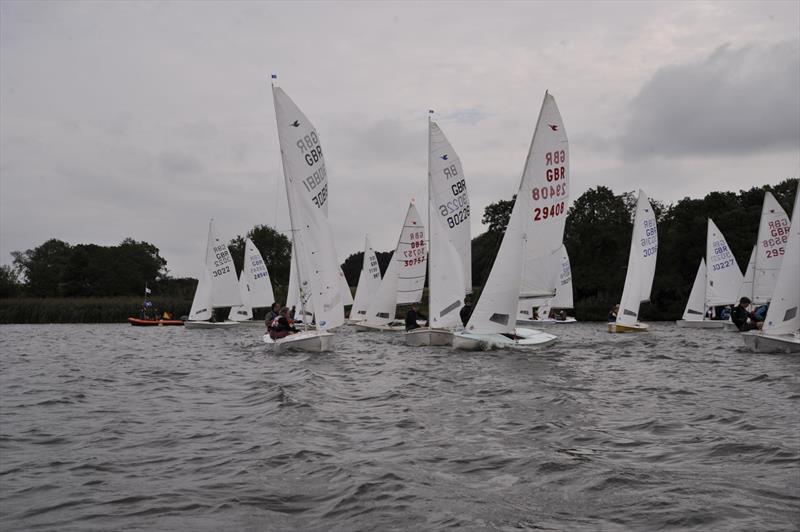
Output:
(742, 186), (799, 353)
(229, 238), (275, 325)
(676, 219), (743, 328)
(185, 219), (243, 329)
(608, 190), (658, 333)
(406, 116), (470, 346)
(264, 82), (345, 352)
(725, 191), (791, 331)
(516, 244), (576, 325)
(355, 202), (427, 332)
(286, 248), (352, 326)
(347, 235), (382, 324)
(453, 91), (566, 351)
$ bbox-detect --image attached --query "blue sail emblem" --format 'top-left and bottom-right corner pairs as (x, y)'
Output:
(440, 154), (448, 161)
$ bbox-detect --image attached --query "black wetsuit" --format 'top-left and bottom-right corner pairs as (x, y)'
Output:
(730, 305), (757, 331)
(405, 309), (425, 331)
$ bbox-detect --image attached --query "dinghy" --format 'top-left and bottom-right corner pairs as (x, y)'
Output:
(517, 244), (576, 325)
(185, 219), (243, 329)
(677, 219), (743, 328)
(608, 190), (658, 333)
(356, 202), (426, 333)
(725, 192), (792, 331)
(406, 116), (470, 346)
(229, 238), (275, 325)
(263, 82), (344, 352)
(743, 186), (799, 353)
(347, 235), (382, 324)
(454, 92), (566, 350)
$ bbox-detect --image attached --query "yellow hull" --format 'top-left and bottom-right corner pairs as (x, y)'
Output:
(608, 322), (649, 333)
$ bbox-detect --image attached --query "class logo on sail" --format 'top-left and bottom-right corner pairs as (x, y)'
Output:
(290, 120), (300, 127)
(548, 124), (558, 131)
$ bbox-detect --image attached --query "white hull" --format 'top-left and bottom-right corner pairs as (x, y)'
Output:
(675, 319), (727, 329)
(230, 319), (267, 327)
(742, 332), (800, 354)
(516, 317), (577, 326)
(263, 330), (334, 353)
(608, 322), (649, 333)
(184, 320), (240, 330)
(452, 328), (557, 351)
(404, 327), (454, 346)
(353, 322), (406, 333)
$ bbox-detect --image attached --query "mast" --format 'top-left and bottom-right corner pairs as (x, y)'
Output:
(427, 110), (433, 319)
(271, 77), (310, 331)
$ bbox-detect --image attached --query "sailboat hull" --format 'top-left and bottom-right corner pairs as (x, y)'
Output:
(723, 322), (740, 332)
(128, 317), (184, 327)
(675, 319), (727, 329)
(742, 332), (800, 354)
(264, 330), (334, 353)
(184, 320), (240, 329)
(452, 329), (557, 351)
(516, 317), (577, 326)
(608, 322), (649, 333)
(354, 323), (406, 333)
(404, 327), (454, 346)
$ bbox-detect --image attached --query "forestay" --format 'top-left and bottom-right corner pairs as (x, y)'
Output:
(428, 120), (471, 292)
(467, 92), (568, 335)
(272, 86), (344, 329)
(350, 235), (382, 319)
(616, 190), (658, 328)
(761, 187), (799, 335)
(681, 259), (707, 321)
(753, 192), (790, 304)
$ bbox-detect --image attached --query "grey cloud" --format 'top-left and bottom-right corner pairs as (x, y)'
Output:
(620, 41), (800, 158)
(158, 150), (203, 175)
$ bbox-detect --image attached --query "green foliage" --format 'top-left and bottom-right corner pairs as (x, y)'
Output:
(0, 265), (22, 298)
(0, 297), (192, 324)
(11, 238), (167, 297)
(481, 195), (515, 234)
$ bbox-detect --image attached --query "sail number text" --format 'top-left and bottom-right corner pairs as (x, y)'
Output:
(296, 131), (323, 167)
(213, 244), (233, 268)
(403, 231), (426, 267)
(763, 219), (789, 258)
(640, 219), (657, 257)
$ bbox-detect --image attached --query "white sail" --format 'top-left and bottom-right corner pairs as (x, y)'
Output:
(204, 219), (242, 308)
(616, 190), (658, 328)
(350, 235), (382, 319)
(428, 213), (465, 328)
(705, 219), (743, 306)
(681, 259), (707, 321)
(230, 274), (254, 321)
(230, 238), (275, 321)
(737, 246), (756, 301)
(339, 267), (354, 307)
(363, 257), (400, 326)
(363, 202), (425, 325)
(273, 86), (344, 330)
(762, 187), (799, 335)
(286, 243), (314, 320)
(467, 92), (569, 334)
(428, 120), (471, 292)
(518, 95), (570, 301)
(753, 191), (791, 304)
(551, 244), (573, 309)
(188, 268), (212, 321)
(395, 203), (427, 304)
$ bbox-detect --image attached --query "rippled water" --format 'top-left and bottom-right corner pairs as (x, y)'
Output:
(1, 323), (798, 531)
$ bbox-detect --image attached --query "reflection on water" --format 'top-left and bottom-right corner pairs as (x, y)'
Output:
(1, 323), (798, 530)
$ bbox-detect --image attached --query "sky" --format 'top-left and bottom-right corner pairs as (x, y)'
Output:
(1, 0), (798, 280)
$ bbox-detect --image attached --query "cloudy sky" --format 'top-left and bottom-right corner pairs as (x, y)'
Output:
(1, 1), (798, 279)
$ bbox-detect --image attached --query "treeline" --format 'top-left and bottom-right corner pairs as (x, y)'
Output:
(2, 179), (796, 323)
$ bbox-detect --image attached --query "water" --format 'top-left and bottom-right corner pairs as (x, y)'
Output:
(0, 323), (798, 531)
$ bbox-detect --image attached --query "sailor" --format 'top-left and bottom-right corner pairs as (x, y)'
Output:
(459, 296), (474, 327)
(269, 307), (298, 340)
(608, 304), (619, 322)
(405, 304), (426, 331)
(730, 297), (762, 331)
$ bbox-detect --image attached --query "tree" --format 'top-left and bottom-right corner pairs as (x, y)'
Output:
(12, 239), (73, 297)
(481, 195), (516, 234)
(0, 265), (21, 298)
